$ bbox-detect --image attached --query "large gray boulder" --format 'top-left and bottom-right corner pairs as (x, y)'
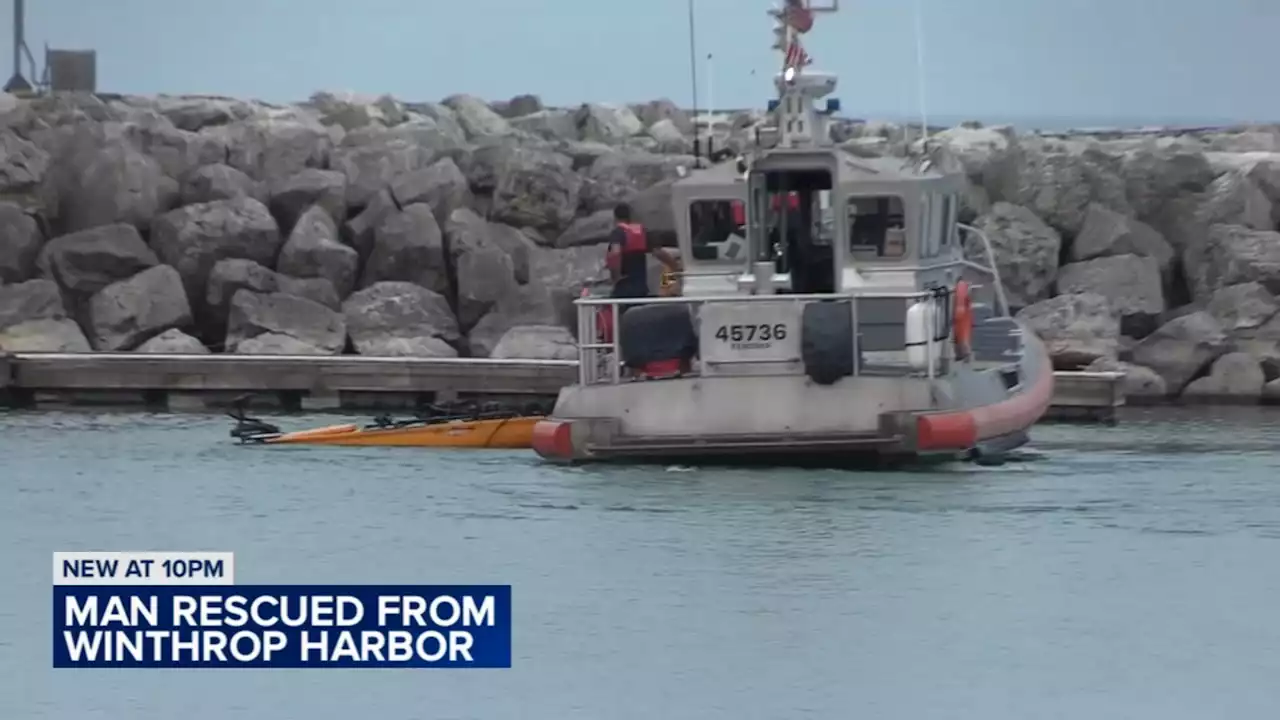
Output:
(1054, 254), (1164, 337)
(527, 243), (610, 331)
(276, 205), (358, 299)
(1130, 311), (1230, 394)
(575, 103), (643, 144)
(86, 265), (193, 351)
(61, 141), (178, 234)
(205, 258), (339, 329)
(0, 317), (90, 351)
(1185, 224), (1280, 300)
(268, 168), (347, 231)
(488, 148), (581, 233)
(1016, 292), (1119, 369)
(220, 117), (333, 191)
(359, 203), (449, 293)
(109, 109), (229, 182)
(150, 196), (283, 304)
(579, 150), (693, 213)
(0, 201), (42, 283)
(510, 110), (578, 143)
(307, 91), (405, 130)
(342, 281), (460, 356)
(969, 202), (1061, 310)
(554, 210), (615, 248)
(36, 223), (158, 300)
(1014, 146), (1130, 238)
(387, 156), (471, 226)
(331, 138), (436, 208)
(1118, 146), (1215, 222)
(135, 328), (209, 353)
(446, 208), (521, 331)
(466, 283), (562, 357)
(1070, 202), (1174, 271)
(0, 278), (90, 351)
(225, 289), (346, 355)
(180, 163), (263, 206)
(0, 278), (66, 331)
(442, 94), (513, 141)
(491, 325), (577, 360)
(1203, 282), (1278, 334)
(0, 130), (53, 215)
(922, 127), (1008, 219)
(1181, 352), (1266, 403)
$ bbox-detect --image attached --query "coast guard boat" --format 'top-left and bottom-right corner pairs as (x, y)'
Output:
(532, 0), (1053, 464)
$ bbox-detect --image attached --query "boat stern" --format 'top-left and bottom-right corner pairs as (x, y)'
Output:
(530, 373), (944, 464)
(533, 328), (1056, 465)
(531, 411), (922, 464)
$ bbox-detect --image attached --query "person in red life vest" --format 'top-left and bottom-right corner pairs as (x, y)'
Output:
(606, 203), (680, 301)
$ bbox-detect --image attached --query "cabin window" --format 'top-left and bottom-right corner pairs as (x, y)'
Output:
(813, 190), (834, 246)
(940, 194), (955, 247)
(689, 199), (747, 262)
(928, 192), (948, 257)
(847, 195), (906, 259)
(920, 194), (936, 258)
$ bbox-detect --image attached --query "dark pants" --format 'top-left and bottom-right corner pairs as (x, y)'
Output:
(610, 278), (649, 320)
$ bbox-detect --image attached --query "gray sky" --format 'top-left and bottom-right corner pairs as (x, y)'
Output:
(13, 0), (1278, 125)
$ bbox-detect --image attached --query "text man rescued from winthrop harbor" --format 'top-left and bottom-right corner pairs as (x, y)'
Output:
(62, 592), (497, 663)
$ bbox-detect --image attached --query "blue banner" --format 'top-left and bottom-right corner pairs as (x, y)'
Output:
(52, 585), (511, 668)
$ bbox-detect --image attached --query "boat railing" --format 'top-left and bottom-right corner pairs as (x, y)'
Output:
(573, 289), (949, 386)
(956, 223), (1010, 317)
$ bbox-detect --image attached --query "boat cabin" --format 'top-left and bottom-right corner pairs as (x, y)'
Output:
(672, 151), (969, 300)
(579, 26), (1011, 385)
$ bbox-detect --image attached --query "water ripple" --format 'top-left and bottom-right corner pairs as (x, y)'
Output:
(3, 407), (1280, 719)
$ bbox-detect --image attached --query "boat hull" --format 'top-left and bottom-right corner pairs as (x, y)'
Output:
(532, 332), (1054, 465)
(261, 417), (542, 448)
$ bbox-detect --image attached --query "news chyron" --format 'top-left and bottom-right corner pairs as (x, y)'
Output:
(52, 552), (512, 668)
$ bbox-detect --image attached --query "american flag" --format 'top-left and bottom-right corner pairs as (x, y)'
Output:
(785, 38), (811, 68)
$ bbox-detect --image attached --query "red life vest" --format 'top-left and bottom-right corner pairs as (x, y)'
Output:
(773, 193), (801, 211)
(605, 222), (647, 273)
(729, 195), (799, 226)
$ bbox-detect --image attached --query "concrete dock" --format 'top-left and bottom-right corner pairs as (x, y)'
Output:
(1042, 370), (1125, 424)
(0, 352), (1126, 420)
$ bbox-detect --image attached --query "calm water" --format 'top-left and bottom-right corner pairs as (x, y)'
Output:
(3, 406), (1280, 719)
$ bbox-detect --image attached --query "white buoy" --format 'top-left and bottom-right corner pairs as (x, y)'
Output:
(904, 299), (935, 370)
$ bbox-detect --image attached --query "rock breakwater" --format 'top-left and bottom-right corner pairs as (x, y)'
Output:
(0, 89), (1278, 403)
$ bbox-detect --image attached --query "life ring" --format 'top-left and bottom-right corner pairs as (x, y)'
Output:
(953, 280), (973, 359)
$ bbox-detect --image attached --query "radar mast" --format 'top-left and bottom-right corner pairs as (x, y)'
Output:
(768, 0), (840, 149)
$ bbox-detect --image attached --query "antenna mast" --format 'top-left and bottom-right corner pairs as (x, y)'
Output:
(769, 0), (840, 148)
(687, 0), (701, 165)
(912, 0), (930, 144)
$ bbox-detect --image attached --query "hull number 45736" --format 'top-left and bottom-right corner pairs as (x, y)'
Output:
(714, 323), (786, 350)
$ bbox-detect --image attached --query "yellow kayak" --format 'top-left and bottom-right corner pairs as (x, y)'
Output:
(228, 398), (545, 449)
(254, 417), (540, 448)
